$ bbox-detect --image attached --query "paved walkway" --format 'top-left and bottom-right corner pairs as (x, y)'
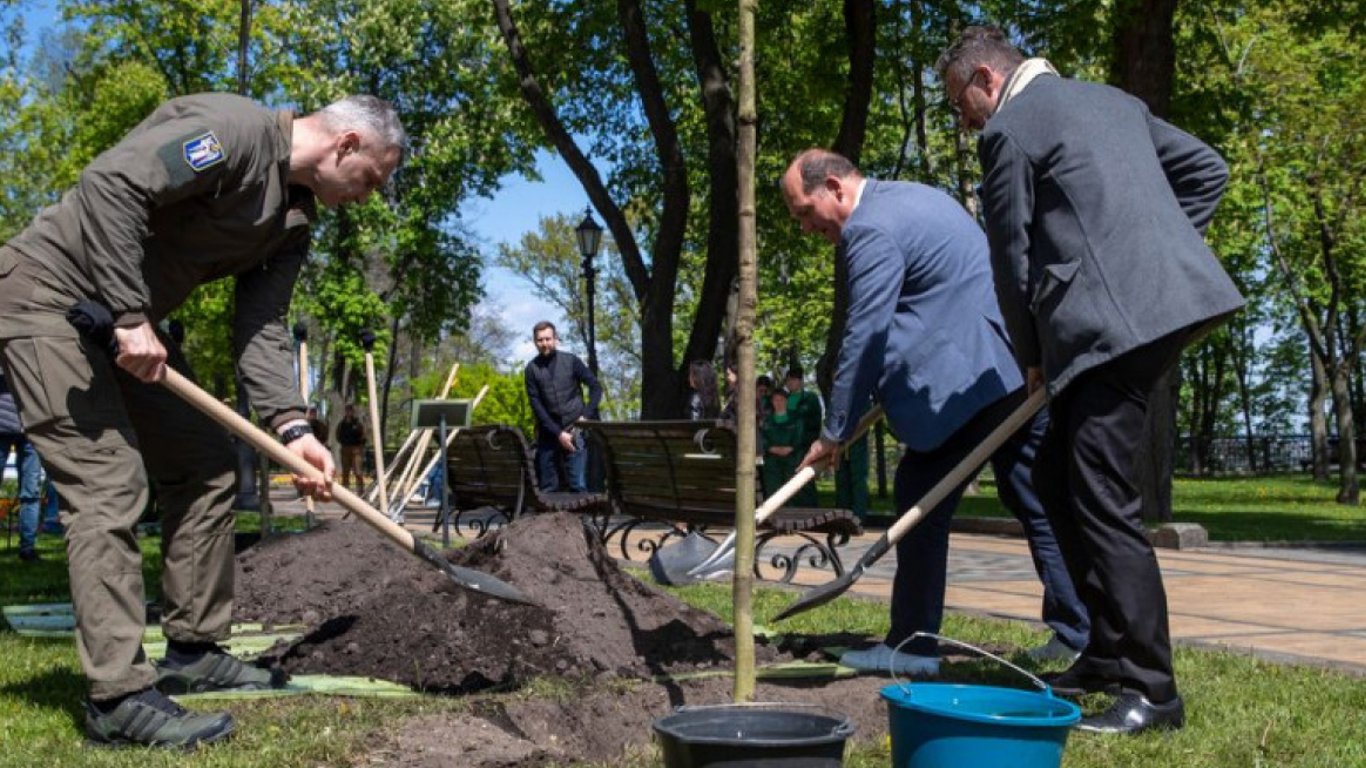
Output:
(280, 493), (1366, 675)
(587, 521), (1366, 674)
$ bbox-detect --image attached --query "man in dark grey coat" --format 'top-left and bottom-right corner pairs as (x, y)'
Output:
(0, 93), (404, 747)
(938, 27), (1244, 734)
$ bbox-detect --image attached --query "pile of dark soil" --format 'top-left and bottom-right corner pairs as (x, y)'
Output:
(235, 512), (775, 693)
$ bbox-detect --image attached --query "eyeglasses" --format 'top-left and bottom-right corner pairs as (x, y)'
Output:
(949, 70), (981, 114)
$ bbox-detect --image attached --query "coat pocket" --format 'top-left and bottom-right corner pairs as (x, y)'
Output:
(1029, 259), (1080, 314)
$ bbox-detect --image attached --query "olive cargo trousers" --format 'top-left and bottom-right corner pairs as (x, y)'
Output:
(0, 248), (237, 701)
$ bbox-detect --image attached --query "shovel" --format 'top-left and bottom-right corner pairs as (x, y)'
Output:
(772, 388), (1045, 622)
(66, 301), (536, 607)
(680, 405), (886, 579)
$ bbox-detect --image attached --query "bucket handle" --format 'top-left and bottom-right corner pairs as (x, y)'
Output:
(891, 632), (1055, 699)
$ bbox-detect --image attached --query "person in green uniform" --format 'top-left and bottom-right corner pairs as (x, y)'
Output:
(0, 93), (404, 748)
(761, 390), (804, 499)
(782, 367), (822, 506)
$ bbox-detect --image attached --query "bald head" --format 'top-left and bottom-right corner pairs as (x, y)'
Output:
(781, 149), (864, 245)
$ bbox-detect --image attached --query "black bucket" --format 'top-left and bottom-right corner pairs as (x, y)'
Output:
(653, 702), (855, 768)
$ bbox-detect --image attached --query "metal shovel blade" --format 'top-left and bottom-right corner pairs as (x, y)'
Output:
(773, 534), (890, 622)
(649, 532), (730, 585)
(684, 530), (736, 578)
(414, 539), (538, 606)
(772, 564), (865, 622)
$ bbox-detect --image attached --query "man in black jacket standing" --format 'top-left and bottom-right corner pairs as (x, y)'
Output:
(938, 26), (1244, 734)
(524, 321), (602, 492)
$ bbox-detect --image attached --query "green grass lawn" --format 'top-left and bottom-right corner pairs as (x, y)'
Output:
(818, 474), (1366, 543)
(2, 506), (1364, 767)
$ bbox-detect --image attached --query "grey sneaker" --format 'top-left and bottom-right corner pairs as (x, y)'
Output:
(85, 688), (234, 749)
(839, 643), (940, 676)
(1026, 635), (1082, 664)
(155, 645), (287, 695)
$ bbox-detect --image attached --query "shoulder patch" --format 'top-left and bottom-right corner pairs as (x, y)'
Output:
(182, 131), (226, 172)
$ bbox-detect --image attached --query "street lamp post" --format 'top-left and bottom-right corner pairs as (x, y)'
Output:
(574, 206), (604, 377)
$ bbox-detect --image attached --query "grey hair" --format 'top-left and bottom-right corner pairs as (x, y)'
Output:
(935, 25), (1025, 85)
(792, 148), (861, 194)
(318, 95), (406, 153)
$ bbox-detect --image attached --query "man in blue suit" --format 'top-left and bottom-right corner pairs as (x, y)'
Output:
(782, 149), (1088, 676)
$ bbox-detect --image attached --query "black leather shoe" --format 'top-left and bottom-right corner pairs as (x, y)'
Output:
(1076, 692), (1185, 735)
(1041, 665), (1120, 698)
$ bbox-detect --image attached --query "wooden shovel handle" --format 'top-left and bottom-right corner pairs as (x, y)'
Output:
(887, 388), (1046, 543)
(161, 368), (417, 550)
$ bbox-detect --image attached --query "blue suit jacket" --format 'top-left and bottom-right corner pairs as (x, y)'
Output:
(824, 180), (1022, 453)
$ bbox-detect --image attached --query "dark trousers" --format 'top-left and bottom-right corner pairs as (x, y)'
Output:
(889, 388), (1088, 657)
(535, 430), (587, 492)
(1034, 334), (1188, 703)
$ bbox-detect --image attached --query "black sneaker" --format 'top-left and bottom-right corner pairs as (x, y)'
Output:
(17, 548), (39, 562)
(85, 688), (234, 749)
(155, 644), (288, 695)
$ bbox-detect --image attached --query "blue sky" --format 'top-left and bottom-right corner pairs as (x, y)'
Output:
(462, 152), (581, 364)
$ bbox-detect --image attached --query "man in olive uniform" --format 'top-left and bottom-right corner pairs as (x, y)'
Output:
(0, 93), (404, 747)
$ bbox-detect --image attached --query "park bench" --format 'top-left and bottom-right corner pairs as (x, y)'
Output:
(585, 420), (863, 583)
(443, 424), (610, 536)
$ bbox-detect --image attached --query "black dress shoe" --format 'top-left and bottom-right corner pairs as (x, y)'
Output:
(1076, 692), (1185, 735)
(1041, 666), (1120, 698)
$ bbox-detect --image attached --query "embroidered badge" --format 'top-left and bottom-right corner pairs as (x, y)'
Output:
(182, 131), (225, 172)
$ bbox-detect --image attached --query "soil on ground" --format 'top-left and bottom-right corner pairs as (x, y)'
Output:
(234, 512), (778, 694)
(363, 676), (893, 767)
(233, 511), (905, 766)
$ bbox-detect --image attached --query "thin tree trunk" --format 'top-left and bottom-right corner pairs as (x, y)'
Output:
(1310, 351), (1330, 480)
(732, 0), (758, 703)
(1330, 362), (1359, 503)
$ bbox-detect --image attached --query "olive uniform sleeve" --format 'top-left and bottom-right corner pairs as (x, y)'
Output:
(233, 206), (311, 429)
(73, 113), (247, 326)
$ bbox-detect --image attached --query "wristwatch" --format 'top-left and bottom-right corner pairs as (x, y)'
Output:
(279, 423), (313, 444)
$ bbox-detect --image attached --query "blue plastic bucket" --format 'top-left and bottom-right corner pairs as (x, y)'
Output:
(879, 633), (1081, 768)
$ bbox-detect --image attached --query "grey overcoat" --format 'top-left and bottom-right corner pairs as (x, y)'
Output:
(977, 75), (1245, 394)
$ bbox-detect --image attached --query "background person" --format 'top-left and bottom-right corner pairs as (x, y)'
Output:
(761, 390), (803, 499)
(783, 148), (1088, 676)
(0, 371), (43, 562)
(0, 92), (403, 748)
(685, 359), (721, 420)
(782, 367), (822, 507)
(938, 26), (1244, 733)
(523, 321), (602, 493)
(335, 403), (367, 493)
(306, 406), (329, 451)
